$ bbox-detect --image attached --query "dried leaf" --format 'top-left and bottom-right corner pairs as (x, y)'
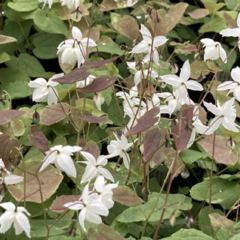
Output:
(50, 195), (81, 213)
(209, 213), (234, 228)
(171, 105), (194, 152)
(198, 135), (238, 166)
(8, 161), (63, 203)
(189, 9), (209, 19)
(29, 126), (49, 154)
(223, 13), (238, 29)
(0, 134), (19, 170)
(40, 103), (70, 125)
(53, 66), (91, 84)
(78, 76), (116, 93)
(113, 187), (144, 206)
(126, 107), (160, 136)
(0, 110), (25, 125)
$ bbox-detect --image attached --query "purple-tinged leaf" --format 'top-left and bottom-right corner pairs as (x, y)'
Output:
(78, 115), (108, 123)
(53, 66), (91, 84)
(79, 139), (100, 159)
(126, 107), (160, 136)
(40, 103), (70, 126)
(50, 195), (81, 213)
(29, 126), (49, 154)
(171, 105), (194, 152)
(77, 76), (116, 93)
(85, 56), (120, 68)
(0, 110), (25, 125)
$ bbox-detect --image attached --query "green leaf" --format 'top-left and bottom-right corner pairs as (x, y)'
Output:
(34, 9), (68, 37)
(179, 149), (209, 165)
(33, 33), (65, 59)
(190, 178), (240, 209)
(2, 20), (32, 43)
(92, 42), (125, 55)
(6, 53), (45, 77)
(224, 0), (240, 11)
(8, 0), (38, 12)
(161, 228), (214, 240)
(0, 52), (10, 64)
(0, 68), (32, 99)
(199, 16), (228, 33)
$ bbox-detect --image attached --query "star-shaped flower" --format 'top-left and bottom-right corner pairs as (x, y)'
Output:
(39, 145), (82, 178)
(28, 73), (63, 105)
(0, 202), (31, 238)
(79, 152), (114, 183)
(130, 24), (168, 64)
(161, 60), (203, 105)
(217, 66), (240, 102)
(203, 98), (240, 133)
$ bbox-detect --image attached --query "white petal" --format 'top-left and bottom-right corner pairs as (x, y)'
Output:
(79, 208), (87, 231)
(217, 81), (237, 91)
(220, 28), (240, 37)
(139, 24), (152, 42)
(72, 26), (82, 41)
(0, 211), (14, 233)
(81, 166), (97, 183)
(179, 60), (190, 81)
(222, 117), (239, 132)
(4, 175), (23, 185)
(231, 67), (240, 83)
(203, 101), (220, 116)
(237, 13), (240, 28)
(178, 85), (188, 105)
(130, 41), (149, 54)
(28, 78), (47, 88)
(0, 202), (15, 211)
(14, 212), (31, 238)
(153, 36), (168, 48)
(187, 129), (196, 148)
(122, 152), (130, 169)
(39, 151), (57, 173)
(207, 117), (222, 133)
(200, 38), (215, 46)
(56, 154), (76, 178)
(81, 151), (96, 165)
(161, 75), (180, 87)
(185, 80), (203, 91)
(233, 86), (240, 102)
(98, 167), (114, 182)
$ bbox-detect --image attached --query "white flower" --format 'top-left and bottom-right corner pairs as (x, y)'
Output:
(64, 184), (109, 232)
(39, 145), (82, 178)
(79, 152), (114, 183)
(93, 93), (105, 111)
(127, 61), (158, 86)
(76, 75), (95, 88)
(124, 0), (138, 7)
(130, 24), (168, 64)
(161, 60), (203, 105)
(200, 38), (227, 62)
(0, 202), (31, 238)
(203, 98), (240, 133)
(107, 133), (134, 169)
(57, 27), (97, 67)
(61, 0), (79, 9)
(217, 66), (240, 102)
(28, 73), (63, 105)
(38, 0), (53, 8)
(94, 176), (118, 209)
(220, 13), (240, 50)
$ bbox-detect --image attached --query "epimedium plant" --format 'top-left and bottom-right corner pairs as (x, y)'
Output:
(1, 0), (240, 239)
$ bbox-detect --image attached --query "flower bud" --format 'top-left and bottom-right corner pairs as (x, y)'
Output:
(169, 212), (176, 226)
(186, 215), (194, 228)
(93, 93), (105, 111)
(169, 63), (179, 74)
(226, 137), (236, 149)
(32, 109), (40, 121)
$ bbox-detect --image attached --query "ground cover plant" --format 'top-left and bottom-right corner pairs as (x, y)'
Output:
(1, 0), (240, 239)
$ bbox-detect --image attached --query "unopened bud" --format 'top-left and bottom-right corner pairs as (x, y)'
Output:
(194, 52), (201, 61)
(32, 109), (40, 121)
(169, 213), (176, 226)
(169, 63), (179, 74)
(181, 167), (189, 179)
(93, 93), (105, 111)
(186, 215), (194, 228)
(226, 137), (236, 149)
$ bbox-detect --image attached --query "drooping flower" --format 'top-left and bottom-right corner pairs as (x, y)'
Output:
(57, 27), (97, 67)
(93, 93), (105, 111)
(220, 13), (240, 50)
(76, 75), (95, 88)
(64, 183), (109, 232)
(161, 60), (203, 105)
(203, 98), (240, 133)
(28, 73), (62, 105)
(39, 145), (82, 178)
(79, 151), (114, 183)
(200, 38), (227, 62)
(0, 202), (31, 238)
(130, 24), (168, 64)
(61, 0), (79, 9)
(107, 133), (134, 169)
(93, 176), (118, 209)
(38, 0), (53, 8)
(217, 66), (240, 102)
